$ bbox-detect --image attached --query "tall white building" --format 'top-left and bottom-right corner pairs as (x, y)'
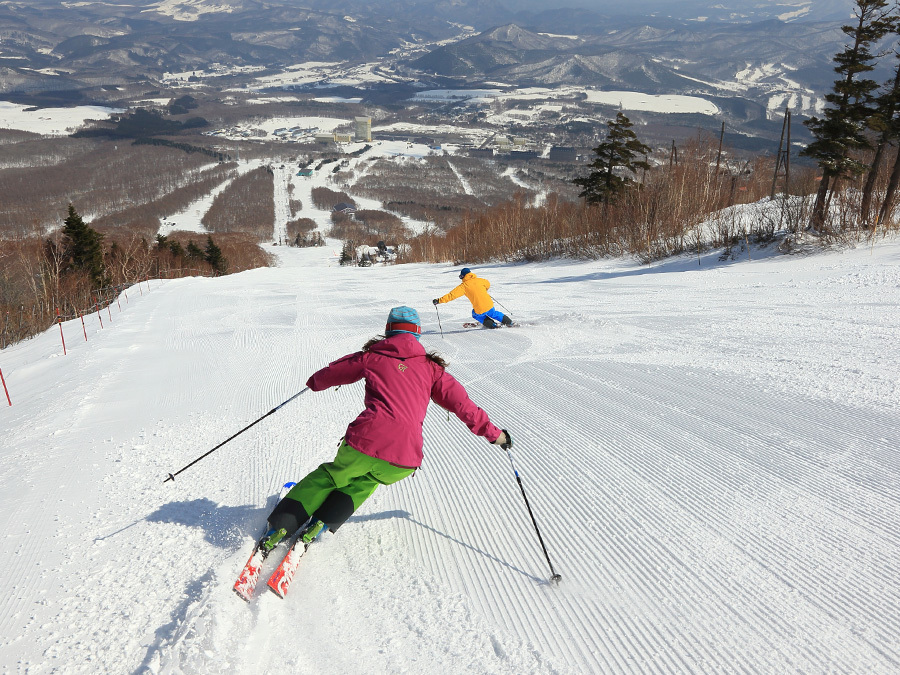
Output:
(355, 116), (372, 142)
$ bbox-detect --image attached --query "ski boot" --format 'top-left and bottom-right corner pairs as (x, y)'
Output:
(300, 519), (328, 545)
(259, 527), (288, 554)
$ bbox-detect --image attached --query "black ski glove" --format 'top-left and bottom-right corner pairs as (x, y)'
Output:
(432, 298), (440, 305)
(491, 429), (512, 450)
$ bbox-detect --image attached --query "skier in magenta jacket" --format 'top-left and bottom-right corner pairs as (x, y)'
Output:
(262, 306), (512, 549)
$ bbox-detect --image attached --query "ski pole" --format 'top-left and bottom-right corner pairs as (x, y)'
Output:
(504, 444), (562, 584)
(434, 302), (444, 338)
(492, 295), (512, 315)
(163, 387), (309, 483)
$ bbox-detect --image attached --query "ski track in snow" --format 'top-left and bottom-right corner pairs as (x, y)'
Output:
(1, 242), (900, 674)
(272, 165), (291, 244)
(502, 167), (545, 207)
(339, 156), (434, 235)
(446, 159), (473, 196)
(158, 150), (441, 240)
(158, 159), (267, 237)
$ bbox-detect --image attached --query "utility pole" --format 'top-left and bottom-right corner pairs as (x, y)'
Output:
(715, 121), (725, 176)
(771, 107), (792, 200)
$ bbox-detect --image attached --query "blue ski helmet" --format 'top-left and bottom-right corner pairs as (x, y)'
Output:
(459, 267), (472, 279)
(385, 306), (421, 340)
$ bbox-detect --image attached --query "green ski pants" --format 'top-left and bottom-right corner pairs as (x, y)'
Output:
(286, 439), (416, 518)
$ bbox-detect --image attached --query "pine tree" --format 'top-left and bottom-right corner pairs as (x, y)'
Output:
(339, 240), (355, 266)
(61, 204), (105, 287)
(204, 235), (226, 275)
(573, 112), (651, 205)
(186, 240), (204, 260)
(860, 61), (900, 228)
(801, 0), (896, 230)
(168, 240), (184, 258)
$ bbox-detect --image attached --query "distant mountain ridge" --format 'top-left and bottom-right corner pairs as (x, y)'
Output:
(410, 20), (845, 110)
(510, 0), (854, 23)
(0, 0), (863, 119)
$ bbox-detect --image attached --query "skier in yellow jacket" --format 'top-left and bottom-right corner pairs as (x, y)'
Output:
(432, 268), (514, 328)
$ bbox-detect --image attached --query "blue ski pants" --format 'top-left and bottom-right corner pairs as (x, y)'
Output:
(472, 306), (505, 325)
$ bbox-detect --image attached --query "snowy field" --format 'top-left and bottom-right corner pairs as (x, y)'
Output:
(411, 86), (721, 118)
(582, 90), (719, 115)
(1, 240), (899, 674)
(0, 102), (123, 136)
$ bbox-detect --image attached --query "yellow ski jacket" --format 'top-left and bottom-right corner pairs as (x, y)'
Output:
(437, 272), (494, 314)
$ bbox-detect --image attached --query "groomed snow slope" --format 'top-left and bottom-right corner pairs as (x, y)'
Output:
(1, 241), (899, 674)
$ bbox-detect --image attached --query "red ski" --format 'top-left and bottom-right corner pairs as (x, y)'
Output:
(266, 539), (309, 598)
(233, 482), (297, 602)
(233, 535), (269, 602)
(267, 521), (327, 598)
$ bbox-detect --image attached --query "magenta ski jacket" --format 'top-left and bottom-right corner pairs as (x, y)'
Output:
(306, 333), (502, 468)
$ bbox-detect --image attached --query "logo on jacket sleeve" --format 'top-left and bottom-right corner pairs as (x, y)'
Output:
(398, 363), (408, 372)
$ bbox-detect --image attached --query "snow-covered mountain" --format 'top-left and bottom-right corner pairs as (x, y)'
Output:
(0, 0), (857, 111)
(1, 235), (899, 673)
(143, 0), (242, 22)
(647, 0), (855, 22)
(517, 0), (855, 23)
(410, 20), (843, 117)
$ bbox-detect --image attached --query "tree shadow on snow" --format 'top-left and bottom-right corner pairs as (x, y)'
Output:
(349, 509), (545, 585)
(515, 245), (785, 286)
